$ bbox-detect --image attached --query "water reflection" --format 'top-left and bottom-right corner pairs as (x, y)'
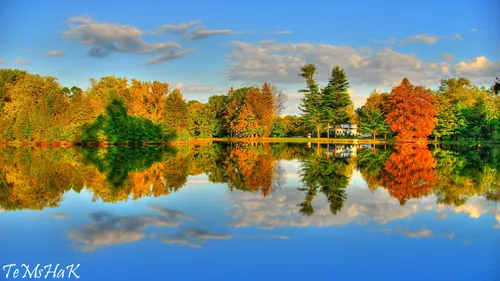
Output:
(1, 143), (499, 280)
(0, 143), (499, 212)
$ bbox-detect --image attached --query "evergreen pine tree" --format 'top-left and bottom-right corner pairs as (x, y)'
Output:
(322, 66), (354, 138)
(298, 64), (323, 138)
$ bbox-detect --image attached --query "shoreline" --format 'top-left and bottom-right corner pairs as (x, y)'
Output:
(0, 138), (498, 147)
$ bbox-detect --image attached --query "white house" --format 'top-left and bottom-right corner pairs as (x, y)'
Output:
(329, 122), (358, 137)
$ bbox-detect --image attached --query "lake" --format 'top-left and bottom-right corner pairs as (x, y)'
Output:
(1, 142), (499, 281)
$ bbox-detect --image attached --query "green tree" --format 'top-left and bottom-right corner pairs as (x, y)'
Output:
(82, 99), (167, 144)
(321, 66), (354, 138)
(163, 89), (191, 140)
(270, 117), (286, 137)
(282, 115), (306, 136)
(298, 64), (323, 138)
(356, 91), (390, 140)
(208, 95), (228, 137)
(188, 101), (217, 138)
(433, 78), (479, 141)
(298, 148), (353, 215)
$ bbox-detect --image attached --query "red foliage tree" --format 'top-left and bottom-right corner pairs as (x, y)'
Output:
(385, 78), (438, 142)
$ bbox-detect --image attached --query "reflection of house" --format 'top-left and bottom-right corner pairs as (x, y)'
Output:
(329, 122), (358, 136)
(335, 145), (357, 158)
(327, 144), (359, 159)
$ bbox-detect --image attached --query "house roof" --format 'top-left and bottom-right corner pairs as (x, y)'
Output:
(335, 122), (357, 125)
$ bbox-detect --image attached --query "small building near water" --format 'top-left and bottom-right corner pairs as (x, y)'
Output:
(329, 122), (358, 137)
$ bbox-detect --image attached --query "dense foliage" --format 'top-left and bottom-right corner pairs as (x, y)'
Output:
(0, 67), (498, 144)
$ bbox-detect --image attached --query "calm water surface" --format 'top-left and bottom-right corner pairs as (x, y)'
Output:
(0, 143), (499, 281)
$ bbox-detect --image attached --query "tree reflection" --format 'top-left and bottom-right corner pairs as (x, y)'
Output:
(356, 147), (391, 192)
(380, 144), (437, 205)
(1, 142), (500, 211)
(224, 143), (285, 197)
(298, 145), (353, 215)
(0, 147), (90, 210)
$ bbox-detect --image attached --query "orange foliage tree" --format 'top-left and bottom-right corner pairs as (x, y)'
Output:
(380, 144), (437, 205)
(385, 78), (438, 142)
(128, 79), (168, 123)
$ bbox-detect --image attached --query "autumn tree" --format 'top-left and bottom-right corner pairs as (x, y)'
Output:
(0, 69), (26, 110)
(385, 78), (438, 142)
(86, 76), (130, 117)
(225, 87), (248, 137)
(128, 80), (168, 123)
(259, 83), (276, 137)
(224, 84), (278, 138)
(1, 74), (71, 142)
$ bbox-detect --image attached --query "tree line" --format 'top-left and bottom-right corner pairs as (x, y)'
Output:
(297, 64), (500, 142)
(0, 69), (286, 144)
(1, 67), (498, 144)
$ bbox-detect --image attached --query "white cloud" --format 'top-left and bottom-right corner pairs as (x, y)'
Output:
(158, 20), (202, 34)
(46, 50), (65, 56)
(227, 40), (500, 89)
(146, 48), (194, 65)
(441, 54), (454, 61)
(175, 84), (218, 93)
(188, 26), (235, 40)
(64, 16), (190, 64)
(67, 206), (193, 251)
(0, 59), (7, 64)
(400, 228), (434, 238)
(159, 20), (289, 39)
(15, 58), (29, 65)
(159, 20), (237, 40)
(453, 56), (500, 84)
(227, 41), (446, 88)
(440, 62), (450, 74)
(226, 184), (432, 229)
(378, 33), (463, 46)
(455, 56), (496, 74)
(401, 34), (440, 45)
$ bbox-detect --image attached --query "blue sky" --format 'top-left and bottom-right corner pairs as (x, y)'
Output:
(1, 0), (499, 115)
